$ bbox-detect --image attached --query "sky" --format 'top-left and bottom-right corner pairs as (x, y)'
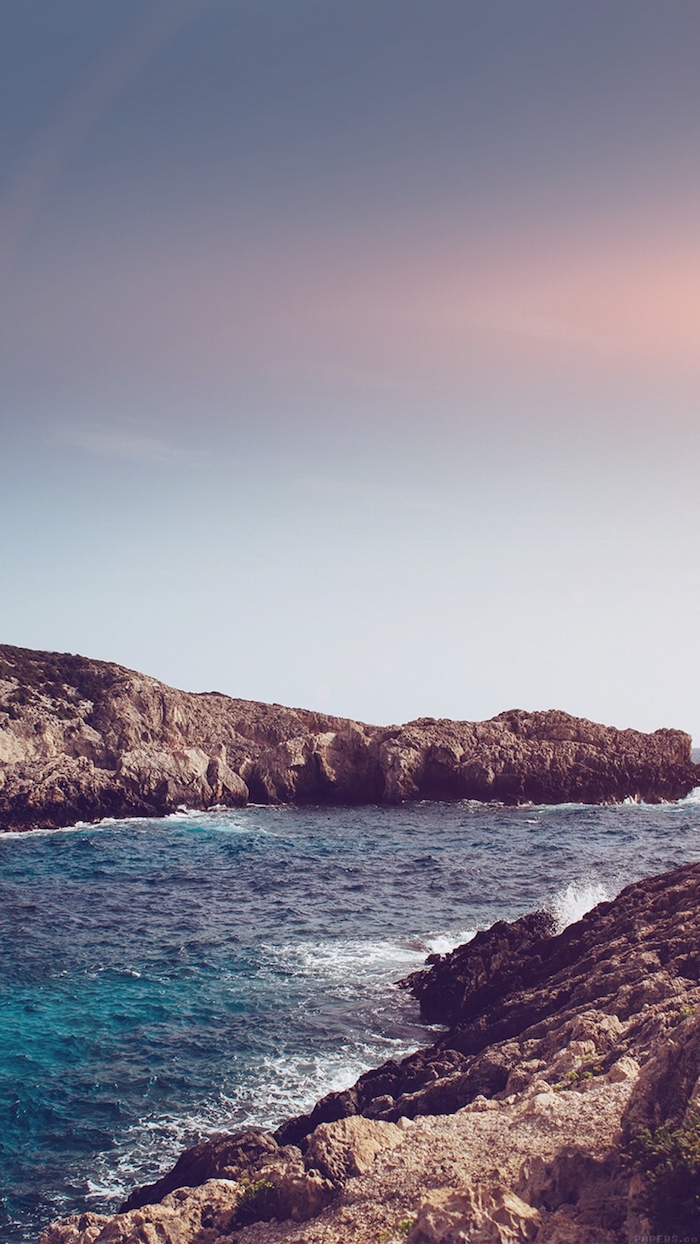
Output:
(2, 1), (700, 737)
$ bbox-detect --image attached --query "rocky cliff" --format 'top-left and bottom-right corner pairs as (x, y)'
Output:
(0, 643), (696, 832)
(42, 862), (700, 1242)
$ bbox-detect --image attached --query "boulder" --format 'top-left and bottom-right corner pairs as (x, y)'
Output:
(622, 1010), (700, 1139)
(303, 1115), (405, 1181)
(120, 1128), (278, 1211)
(40, 1179), (241, 1244)
(240, 1148), (334, 1223)
(39, 1213), (110, 1244)
(517, 1147), (626, 1232)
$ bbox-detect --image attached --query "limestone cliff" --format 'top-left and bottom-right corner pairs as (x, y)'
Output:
(0, 643), (696, 831)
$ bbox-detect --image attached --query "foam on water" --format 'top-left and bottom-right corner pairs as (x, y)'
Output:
(268, 936), (423, 976)
(81, 1017), (422, 1206)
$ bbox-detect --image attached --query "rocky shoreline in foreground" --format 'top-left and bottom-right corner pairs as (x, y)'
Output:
(42, 861), (700, 1242)
(1, 643), (697, 832)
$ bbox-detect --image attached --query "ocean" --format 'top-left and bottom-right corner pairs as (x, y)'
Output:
(2, 796), (700, 1243)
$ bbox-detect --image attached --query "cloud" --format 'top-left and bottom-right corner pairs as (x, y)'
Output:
(59, 426), (187, 464)
(473, 310), (603, 348)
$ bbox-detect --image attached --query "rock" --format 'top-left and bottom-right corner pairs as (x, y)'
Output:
(517, 1147), (626, 1232)
(206, 743), (248, 805)
(621, 1009), (700, 1137)
(303, 1116), (405, 1181)
(534, 1213), (619, 1242)
(1, 644), (696, 830)
(120, 1128), (279, 1211)
(606, 1054), (639, 1084)
(38, 1213), (110, 1244)
(401, 910), (556, 1026)
(241, 1148), (335, 1223)
(41, 1179), (242, 1244)
(462, 1094), (501, 1111)
(47, 1160), (334, 1242)
(407, 1184), (541, 1243)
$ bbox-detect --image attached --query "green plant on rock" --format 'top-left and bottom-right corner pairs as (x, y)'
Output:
(679, 1002), (694, 1020)
(566, 1063), (602, 1085)
(624, 1110), (700, 1234)
(378, 1218), (414, 1241)
(234, 1177), (279, 1226)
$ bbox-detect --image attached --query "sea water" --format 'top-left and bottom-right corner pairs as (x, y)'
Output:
(2, 796), (700, 1243)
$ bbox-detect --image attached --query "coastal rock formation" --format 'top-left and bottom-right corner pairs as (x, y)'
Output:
(44, 862), (700, 1243)
(1, 643), (697, 831)
(275, 861), (700, 1142)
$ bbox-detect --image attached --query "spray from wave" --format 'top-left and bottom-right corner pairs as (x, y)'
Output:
(421, 929), (477, 956)
(550, 880), (613, 932)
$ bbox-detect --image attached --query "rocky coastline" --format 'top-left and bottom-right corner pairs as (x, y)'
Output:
(1, 644), (697, 832)
(41, 861), (700, 1242)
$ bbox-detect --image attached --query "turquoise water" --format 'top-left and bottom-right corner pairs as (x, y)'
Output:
(2, 797), (700, 1242)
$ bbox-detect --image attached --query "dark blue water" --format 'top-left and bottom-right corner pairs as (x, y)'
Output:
(2, 798), (700, 1243)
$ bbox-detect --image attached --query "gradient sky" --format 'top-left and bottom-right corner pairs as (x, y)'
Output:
(2, 1), (700, 736)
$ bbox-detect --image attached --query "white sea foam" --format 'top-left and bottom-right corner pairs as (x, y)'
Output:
(0, 820), (94, 839)
(550, 880), (613, 932)
(265, 937), (425, 982)
(88, 1036), (421, 1204)
(265, 928), (479, 985)
(421, 929), (477, 956)
(221, 1042), (416, 1128)
(679, 786), (700, 806)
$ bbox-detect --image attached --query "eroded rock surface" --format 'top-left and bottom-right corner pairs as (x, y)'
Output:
(408, 1184), (542, 1243)
(1, 643), (696, 831)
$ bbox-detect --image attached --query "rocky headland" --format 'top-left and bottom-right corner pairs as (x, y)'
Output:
(42, 860), (700, 1242)
(0, 643), (696, 832)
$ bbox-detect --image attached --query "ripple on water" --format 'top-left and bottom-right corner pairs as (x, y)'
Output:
(1, 799), (699, 1242)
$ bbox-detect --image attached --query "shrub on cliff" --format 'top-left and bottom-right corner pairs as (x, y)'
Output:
(625, 1111), (700, 1234)
(233, 1177), (278, 1225)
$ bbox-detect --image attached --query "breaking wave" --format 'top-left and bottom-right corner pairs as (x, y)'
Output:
(550, 879), (614, 932)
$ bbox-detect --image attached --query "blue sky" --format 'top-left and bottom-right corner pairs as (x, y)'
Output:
(2, 1), (700, 735)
